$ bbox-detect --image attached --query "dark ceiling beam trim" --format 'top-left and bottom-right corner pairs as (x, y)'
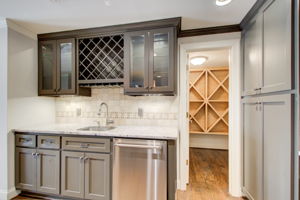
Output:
(38, 17), (182, 40)
(240, 0), (267, 28)
(178, 24), (241, 38)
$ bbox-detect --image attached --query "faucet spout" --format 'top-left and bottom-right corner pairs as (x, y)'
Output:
(98, 102), (114, 126)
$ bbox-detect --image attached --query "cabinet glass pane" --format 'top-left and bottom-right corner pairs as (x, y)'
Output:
(153, 33), (169, 87)
(130, 35), (145, 88)
(60, 42), (72, 90)
(41, 44), (54, 90)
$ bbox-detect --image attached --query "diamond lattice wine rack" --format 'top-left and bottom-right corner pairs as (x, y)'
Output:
(189, 67), (229, 135)
(78, 35), (124, 85)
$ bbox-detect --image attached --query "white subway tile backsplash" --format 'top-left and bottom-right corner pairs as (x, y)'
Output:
(55, 87), (178, 126)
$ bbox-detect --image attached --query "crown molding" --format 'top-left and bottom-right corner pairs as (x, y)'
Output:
(6, 19), (37, 40)
(178, 24), (241, 38)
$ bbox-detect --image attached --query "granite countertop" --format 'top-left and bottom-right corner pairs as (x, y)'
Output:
(13, 123), (178, 140)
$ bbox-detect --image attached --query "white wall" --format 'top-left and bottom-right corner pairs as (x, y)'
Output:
(0, 22), (9, 200)
(3, 21), (56, 200)
(190, 135), (228, 150)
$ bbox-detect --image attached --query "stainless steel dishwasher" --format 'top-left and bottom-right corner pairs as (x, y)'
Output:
(112, 138), (167, 200)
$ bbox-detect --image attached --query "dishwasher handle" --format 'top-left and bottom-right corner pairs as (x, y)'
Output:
(114, 143), (162, 150)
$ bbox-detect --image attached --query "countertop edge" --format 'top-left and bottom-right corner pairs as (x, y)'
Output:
(13, 127), (178, 140)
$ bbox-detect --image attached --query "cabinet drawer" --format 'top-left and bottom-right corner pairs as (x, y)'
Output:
(62, 137), (110, 153)
(38, 136), (60, 149)
(15, 134), (36, 148)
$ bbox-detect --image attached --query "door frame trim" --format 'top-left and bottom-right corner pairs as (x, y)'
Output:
(178, 37), (242, 197)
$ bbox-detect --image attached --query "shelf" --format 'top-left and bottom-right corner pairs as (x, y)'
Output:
(189, 66), (229, 135)
(78, 35), (124, 83)
(190, 131), (228, 136)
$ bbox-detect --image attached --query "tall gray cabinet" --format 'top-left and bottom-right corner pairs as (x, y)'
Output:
(242, 95), (293, 200)
(242, 0), (294, 199)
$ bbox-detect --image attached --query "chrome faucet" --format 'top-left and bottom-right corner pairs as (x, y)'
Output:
(98, 102), (114, 126)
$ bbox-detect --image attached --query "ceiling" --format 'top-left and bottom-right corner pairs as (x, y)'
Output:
(0, 0), (256, 34)
(189, 48), (229, 68)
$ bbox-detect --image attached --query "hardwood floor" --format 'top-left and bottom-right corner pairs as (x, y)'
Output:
(13, 148), (245, 200)
(176, 148), (246, 200)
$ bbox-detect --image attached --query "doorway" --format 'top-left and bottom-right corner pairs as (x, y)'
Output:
(178, 38), (242, 197)
(184, 48), (235, 199)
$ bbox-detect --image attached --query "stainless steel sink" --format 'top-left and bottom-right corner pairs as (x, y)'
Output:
(78, 126), (115, 131)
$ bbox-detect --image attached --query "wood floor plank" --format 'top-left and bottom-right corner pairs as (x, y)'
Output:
(176, 148), (246, 200)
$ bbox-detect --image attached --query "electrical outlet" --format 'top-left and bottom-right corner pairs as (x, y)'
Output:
(76, 108), (81, 117)
(138, 108), (143, 118)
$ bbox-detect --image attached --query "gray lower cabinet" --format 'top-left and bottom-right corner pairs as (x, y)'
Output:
(84, 153), (110, 200)
(15, 148), (37, 191)
(16, 148), (60, 195)
(36, 149), (60, 195)
(242, 98), (263, 200)
(242, 94), (292, 200)
(262, 94), (292, 200)
(61, 151), (110, 200)
(61, 151), (85, 198)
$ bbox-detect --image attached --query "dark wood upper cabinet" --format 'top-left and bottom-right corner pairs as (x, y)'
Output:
(38, 39), (90, 96)
(39, 40), (57, 95)
(56, 39), (76, 95)
(37, 18), (180, 96)
(124, 27), (176, 95)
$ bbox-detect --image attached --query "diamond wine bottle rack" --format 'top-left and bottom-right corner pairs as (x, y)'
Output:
(78, 34), (124, 85)
(189, 67), (229, 135)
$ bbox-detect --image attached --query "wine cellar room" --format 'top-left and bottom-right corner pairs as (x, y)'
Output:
(189, 47), (230, 146)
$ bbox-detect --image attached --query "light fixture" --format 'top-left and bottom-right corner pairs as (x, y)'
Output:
(190, 56), (208, 66)
(104, 0), (112, 6)
(216, 0), (232, 6)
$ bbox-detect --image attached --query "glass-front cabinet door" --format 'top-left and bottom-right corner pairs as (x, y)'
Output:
(149, 28), (175, 93)
(124, 31), (149, 93)
(39, 40), (57, 95)
(56, 39), (76, 94)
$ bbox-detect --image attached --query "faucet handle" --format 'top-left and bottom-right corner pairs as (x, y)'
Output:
(94, 120), (101, 126)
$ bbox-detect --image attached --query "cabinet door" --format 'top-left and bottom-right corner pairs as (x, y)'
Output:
(57, 39), (76, 95)
(243, 15), (263, 96)
(61, 151), (85, 199)
(84, 153), (110, 200)
(39, 40), (57, 95)
(15, 148), (37, 191)
(148, 28), (175, 93)
(36, 149), (60, 195)
(262, 0), (292, 93)
(242, 98), (263, 200)
(262, 94), (292, 200)
(124, 31), (149, 93)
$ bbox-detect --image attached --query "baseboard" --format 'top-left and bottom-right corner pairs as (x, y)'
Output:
(0, 187), (20, 200)
(190, 134), (229, 150)
(242, 187), (254, 200)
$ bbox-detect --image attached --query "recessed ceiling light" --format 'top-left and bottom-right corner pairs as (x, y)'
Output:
(190, 56), (208, 66)
(104, 0), (112, 6)
(216, 0), (232, 6)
